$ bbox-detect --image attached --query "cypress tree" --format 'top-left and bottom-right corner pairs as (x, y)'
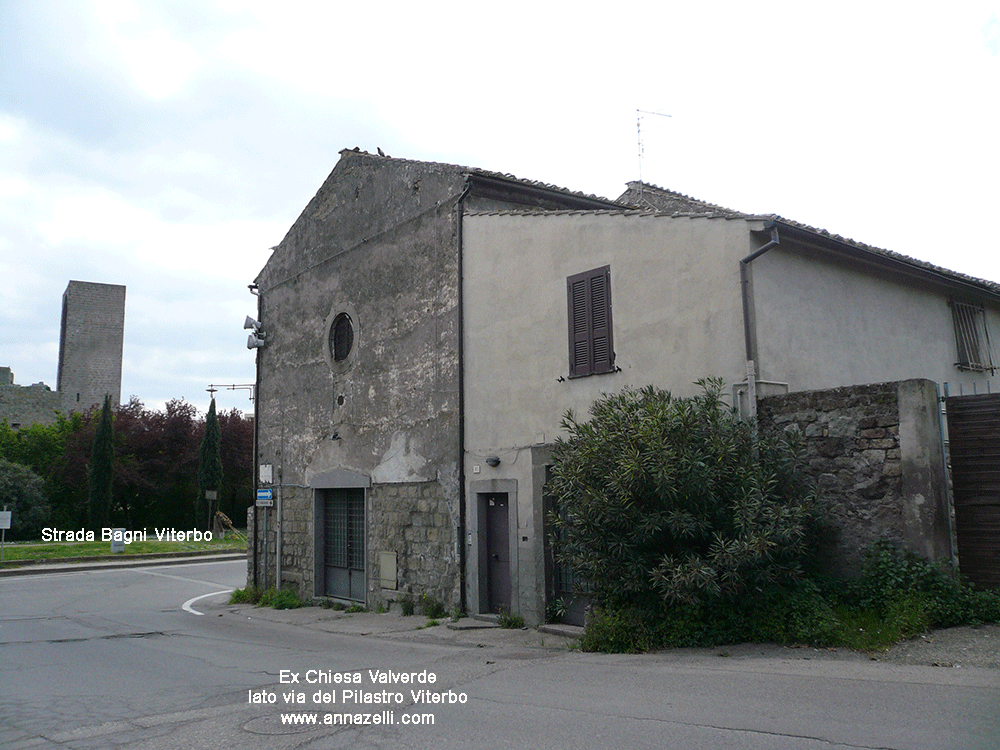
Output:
(88, 395), (114, 530)
(198, 398), (223, 530)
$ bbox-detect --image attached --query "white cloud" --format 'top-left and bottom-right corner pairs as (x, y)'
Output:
(3, 0), (1000, 409)
(119, 30), (203, 99)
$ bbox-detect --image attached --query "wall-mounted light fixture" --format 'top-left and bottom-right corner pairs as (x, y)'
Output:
(486, 455), (501, 467)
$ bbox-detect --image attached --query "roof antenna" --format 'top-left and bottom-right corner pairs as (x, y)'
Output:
(636, 108), (672, 206)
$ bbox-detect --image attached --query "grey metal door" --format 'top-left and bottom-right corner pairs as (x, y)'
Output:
(485, 493), (511, 613)
(323, 488), (365, 601)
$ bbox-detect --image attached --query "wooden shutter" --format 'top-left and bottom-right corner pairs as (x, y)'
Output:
(567, 266), (614, 377)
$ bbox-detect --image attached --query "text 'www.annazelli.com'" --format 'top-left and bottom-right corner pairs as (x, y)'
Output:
(280, 711), (435, 726)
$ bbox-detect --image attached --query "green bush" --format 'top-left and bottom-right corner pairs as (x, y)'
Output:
(0, 458), (50, 540)
(548, 380), (820, 612)
(579, 607), (659, 653)
(400, 595), (415, 616)
(580, 540), (1000, 653)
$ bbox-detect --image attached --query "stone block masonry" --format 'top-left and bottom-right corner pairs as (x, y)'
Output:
(57, 281), (126, 411)
(246, 480), (460, 611)
(1, 281), (125, 429)
(758, 379), (951, 576)
(368, 481), (459, 611)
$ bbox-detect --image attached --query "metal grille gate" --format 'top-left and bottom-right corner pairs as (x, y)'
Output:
(946, 393), (1000, 589)
(323, 488), (365, 601)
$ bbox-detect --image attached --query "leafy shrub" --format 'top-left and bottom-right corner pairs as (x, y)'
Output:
(546, 598), (568, 624)
(548, 380), (820, 612)
(0, 458), (50, 540)
(843, 540), (1000, 630)
(580, 540), (1000, 653)
(400, 595), (415, 616)
(579, 607), (659, 653)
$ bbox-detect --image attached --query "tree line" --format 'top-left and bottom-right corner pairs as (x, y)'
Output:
(0, 397), (253, 540)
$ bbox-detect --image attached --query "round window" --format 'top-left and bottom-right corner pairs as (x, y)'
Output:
(330, 313), (354, 361)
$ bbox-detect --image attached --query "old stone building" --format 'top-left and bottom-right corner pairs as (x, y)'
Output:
(251, 150), (999, 623)
(249, 149), (620, 608)
(1, 280), (126, 428)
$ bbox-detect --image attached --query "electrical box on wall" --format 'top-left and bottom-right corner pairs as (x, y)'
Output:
(379, 551), (398, 590)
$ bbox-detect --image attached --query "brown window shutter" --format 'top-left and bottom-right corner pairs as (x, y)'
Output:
(567, 266), (613, 378)
(590, 269), (613, 374)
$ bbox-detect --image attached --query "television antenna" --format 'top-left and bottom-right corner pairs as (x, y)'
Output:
(636, 108), (672, 204)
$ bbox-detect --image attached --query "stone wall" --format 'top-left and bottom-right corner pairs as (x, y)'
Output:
(0, 377), (63, 428)
(758, 379), (951, 575)
(368, 480), (460, 611)
(245, 480), (460, 611)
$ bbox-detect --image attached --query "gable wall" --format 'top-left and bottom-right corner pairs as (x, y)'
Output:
(253, 155), (468, 603)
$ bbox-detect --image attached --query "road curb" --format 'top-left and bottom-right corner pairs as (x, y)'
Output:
(0, 551), (246, 577)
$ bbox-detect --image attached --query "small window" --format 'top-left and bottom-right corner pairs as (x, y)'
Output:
(567, 266), (614, 378)
(950, 300), (996, 373)
(330, 313), (354, 362)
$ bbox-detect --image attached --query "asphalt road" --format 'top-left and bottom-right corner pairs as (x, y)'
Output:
(1, 560), (998, 750)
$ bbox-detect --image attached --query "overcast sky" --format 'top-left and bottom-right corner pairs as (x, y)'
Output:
(2, 1), (999, 416)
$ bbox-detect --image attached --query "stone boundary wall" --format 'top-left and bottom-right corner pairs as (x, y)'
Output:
(0, 381), (63, 428)
(758, 379), (951, 576)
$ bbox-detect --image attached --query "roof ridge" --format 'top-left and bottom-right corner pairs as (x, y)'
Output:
(338, 147), (618, 206)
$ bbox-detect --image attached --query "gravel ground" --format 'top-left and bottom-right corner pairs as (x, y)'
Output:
(872, 623), (1000, 669)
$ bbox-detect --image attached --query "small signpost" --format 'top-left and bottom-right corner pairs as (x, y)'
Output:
(0, 507), (11, 563)
(256, 488), (273, 507)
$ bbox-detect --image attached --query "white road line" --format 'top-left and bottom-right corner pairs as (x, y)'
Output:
(182, 589), (233, 616)
(138, 568), (232, 586)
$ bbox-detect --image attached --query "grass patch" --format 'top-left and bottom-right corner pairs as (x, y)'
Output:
(230, 586), (260, 604)
(497, 606), (525, 629)
(419, 594), (447, 619)
(1, 534), (244, 564)
(230, 586), (303, 610)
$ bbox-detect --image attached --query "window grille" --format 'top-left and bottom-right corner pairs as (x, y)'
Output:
(950, 300), (996, 374)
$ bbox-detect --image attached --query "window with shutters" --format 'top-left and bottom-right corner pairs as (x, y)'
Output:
(567, 266), (614, 378)
(950, 300), (996, 373)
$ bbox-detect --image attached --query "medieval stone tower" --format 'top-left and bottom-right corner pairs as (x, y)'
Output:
(56, 280), (126, 411)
